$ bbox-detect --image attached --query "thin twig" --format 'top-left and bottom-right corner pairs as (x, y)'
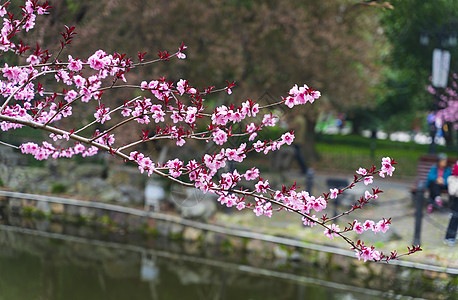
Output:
(0, 140), (19, 149)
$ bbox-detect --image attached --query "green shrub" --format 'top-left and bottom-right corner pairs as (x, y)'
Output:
(51, 182), (67, 194)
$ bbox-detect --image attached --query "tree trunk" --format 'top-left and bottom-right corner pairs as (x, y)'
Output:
(304, 118), (319, 163)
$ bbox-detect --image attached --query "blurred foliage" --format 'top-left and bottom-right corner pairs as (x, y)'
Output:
(51, 182), (68, 194)
(15, 0), (386, 160)
(371, 0), (458, 132)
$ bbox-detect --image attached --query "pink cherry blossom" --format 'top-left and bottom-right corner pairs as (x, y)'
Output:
(64, 90), (78, 102)
(166, 158), (183, 178)
(324, 223), (340, 240)
(329, 188), (339, 199)
(364, 176), (373, 186)
(26, 54), (40, 65)
(281, 132), (295, 145)
(68, 55), (83, 72)
(94, 105), (111, 124)
(176, 79), (187, 95)
(364, 190), (378, 200)
(236, 201), (246, 210)
(212, 128), (228, 145)
(302, 215), (318, 227)
(363, 220), (375, 231)
(356, 167), (367, 176)
(380, 157), (395, 177)
(151, 104), (165, 123)
(374, 218), (390, 233)
(310, 196), (327, 212)
(353, 221), (364, 234)
(262, 113), (278, 127)
(255, 179), (269, 193)
(244, 167), (260, 180)
(88, 50), (109, 70)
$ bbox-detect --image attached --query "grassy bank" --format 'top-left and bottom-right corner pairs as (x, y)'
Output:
(313, 134), (457, 179)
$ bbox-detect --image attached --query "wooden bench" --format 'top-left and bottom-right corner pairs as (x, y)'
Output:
(411, 154), (456, 204)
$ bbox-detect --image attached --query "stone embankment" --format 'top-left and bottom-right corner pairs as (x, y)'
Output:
(0, 190), (457, 299)
(1, 145), (457, 299)
(0, 145), (147, 204)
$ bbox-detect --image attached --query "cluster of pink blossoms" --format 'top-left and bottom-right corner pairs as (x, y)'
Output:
(322, 217), (390, 243)
(0, 1), (49, 52)
(283, 84), (321, 108)
(355, 242), (382, 262)
(19, 131), (114, 160)
(353, 218), (391, 234)
(0, 1), (419, 263)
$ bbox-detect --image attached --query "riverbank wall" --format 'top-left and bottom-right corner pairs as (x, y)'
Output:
(0, 190), (456, 299)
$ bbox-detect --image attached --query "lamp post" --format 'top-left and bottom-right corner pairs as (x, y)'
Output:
(420, 23), (457, 154)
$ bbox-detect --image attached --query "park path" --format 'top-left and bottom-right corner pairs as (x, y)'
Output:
(214, 170), (458, 270)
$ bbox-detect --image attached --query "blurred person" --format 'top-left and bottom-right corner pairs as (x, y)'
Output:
(444, 161), (458, 246)
(290, 109), (308, 174)
(426, 153), (451, 213)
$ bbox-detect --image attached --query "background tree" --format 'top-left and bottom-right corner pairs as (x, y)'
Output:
(373, 0), (458, 133)
(24, 0), (385, 161)
(0, 0), (420, 262)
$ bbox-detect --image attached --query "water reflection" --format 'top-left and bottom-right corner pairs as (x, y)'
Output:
(0, 223), (394, 300)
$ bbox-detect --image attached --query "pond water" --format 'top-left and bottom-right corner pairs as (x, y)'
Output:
(0, 229), (388, 300)
(0, 216), (449, 300)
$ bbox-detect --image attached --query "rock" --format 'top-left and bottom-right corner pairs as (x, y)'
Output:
(182, 241), (201, 255)
(316, 251), (332, 268)
(182, 227), (203, 242)
(107, 165), (146, 188)
(100, 189), (119, 203)
(73, 164), (106, 179)
(169, 223), (184, 239)
(35, 219), (50, 231)
(369, 261), (384, 276)
(289, 251), (303, 262)
(226, 236), (245, 250)
(204, 231), (226, 246)
(172, 187), (217, 221)
(7, 167), (50, 192)
(36, 201), (51, 214)
(8, 215), (22, 226)
(355, 262), (370, 279)
(50, 203), (64, 214)
(246, 239), (264, 253)
(126, 215), (144, 229)
(54, 160), (76, 178)
(155, 220), (170, 237)
(79, 206), (95, 219)
(8, 198), (22, 214)
(118, 185), (143, 204)
(108, 211), (127, 227)
(49, 222), (63, 234)
(65, 205), (81, 217)
(75, 178), (111, 198)
(273, 245), (289, 260)
(0, 145), (19, 166)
